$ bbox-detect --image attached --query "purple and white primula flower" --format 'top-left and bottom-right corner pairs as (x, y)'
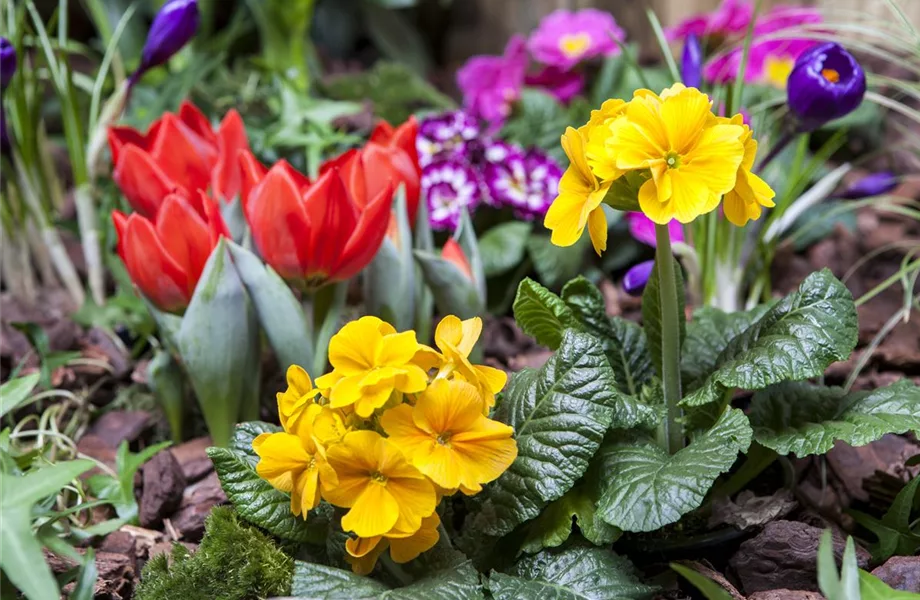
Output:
(482, 142), (562, 220)
(417, 111), (480, 166)
(422, 159), (482, 231)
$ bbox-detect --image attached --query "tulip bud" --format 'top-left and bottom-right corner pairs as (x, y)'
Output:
(787, 42), (866, 132)
(131, 0), (199, 85)
(0, 37), (16, 91)
(623, 260), (654, 296)
(840, 171), (899, 199)
(681, 33), (703, 89)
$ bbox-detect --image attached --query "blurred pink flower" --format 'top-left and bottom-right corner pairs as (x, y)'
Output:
(627, 212), (685, 247)
(525, 66), (585, 103)
(527, 9), (624, 71)
(666, 0), (754, 42)
(457, 35), (528, 127)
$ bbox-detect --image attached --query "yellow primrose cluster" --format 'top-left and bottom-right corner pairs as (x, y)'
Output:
(544, 83), (776, 255)
(252, 314), (517, 574)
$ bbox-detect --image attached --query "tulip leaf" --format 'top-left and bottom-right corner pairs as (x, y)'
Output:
(467, 331), (655, 544)
(749, 379), (920, 457)
(207, 446), (315, 543)
(562, 277), (655, 396)
(289, 560), (484, 599)
(365, 187), (415, 331)
(456, 210), (488, 305)
(489, 546), (657, 600)
(226, 240), (313, 374)
(526, 234), (588, 289)
(512, 278), (583, 350)
(641, 258), (686, 379)
(177, 241), (262, 447)
(479, 222), (533, 277)
(596, 408), (752, 532)
(414, 250), (483, 320)
(681, 269), (858, 408)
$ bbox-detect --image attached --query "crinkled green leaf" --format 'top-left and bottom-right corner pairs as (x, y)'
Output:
(207, 446), (312, 542)
(480, 222), (533, 277)
(750, 379), (920, 456)
(512, 278), (583, 350)
(682, 270), (857, 407)
(475, 331), (656, 539)
(642, 259), (686, 378)
(562, 277), (655, 396)
(489, 546), (657, 600)
(597, 408), (752, 532)
(288, 560), (484, 599)
(231, 421), (282, 463)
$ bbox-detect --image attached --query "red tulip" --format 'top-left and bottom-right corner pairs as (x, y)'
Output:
(113, 192), (229, 313)
(242, 157), (394, 288)
(108, 101), (249, 217)
(442, 238), (473, 281)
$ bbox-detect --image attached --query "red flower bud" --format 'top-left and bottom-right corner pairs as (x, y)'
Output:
(442, 238), (473, 281)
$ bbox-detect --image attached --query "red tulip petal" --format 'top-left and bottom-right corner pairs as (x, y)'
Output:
(212, 110), (249, 202)
(112, 210), (129, 264)
(277, 160), (313, 195)
(247, 165), (311, 279)
(335, 180), (394, 281)
(113, 145), (183, 217)
(301, 169), (357, 277)
(369, 120), (395, 145)
(123, 214), (190, 312)
(238, 150), (269, 213)
(178, 101), (218, 145)
(392, 117), (420, 169)
(201, 190), (232, 243)
(320, 149), (366, 209)
(108, 126), (148, 165)
(155, 194), (213, 298)
(442, 238), (473, 281)
(148, 113), (218, 196)
(362, 143), (419, 222)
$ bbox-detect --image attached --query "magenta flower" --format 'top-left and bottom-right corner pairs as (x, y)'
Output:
(457, 36), (528, 127)
(527, 9), (624, 71)
(525, 66), (585, 103)
(666, 0), (753, 42)
(627, 212), (684, 247)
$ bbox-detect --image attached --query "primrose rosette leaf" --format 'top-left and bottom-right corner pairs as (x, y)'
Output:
(289, 560), (484, 599)
(681, 269), (858, 408)
(512, 278), (584, 350)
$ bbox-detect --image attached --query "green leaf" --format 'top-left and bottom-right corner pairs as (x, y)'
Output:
(289, 560), (484, 599)
(360, 0), (432, 75)
(849, 475), (920, 561)
(472, 331), (652, 540)
(231, 421), (282, 461)
(71, 548), (98, 600)
(817, 531), (861, 600)
(562, 277), (655, 396)
(670, 564), (735, 600)
(682, 270), (858, 407)
(1, 459), (94, 509)
(750, 380), (920, 456)
(364, 187), (415, 331)
(414, 249), (483, 320)
(601, 171), (647, 212)
(642, 259), (686, 378)
(527, 234), (588, 289)
(0, 373), (40, 420)
(480, 222), (533, 277)
(596, 408), (752, 532)
(501, 89), (570, 159)
(860, 569), (920, 600)
(207, 447), (314, 542)
(489, 546), (657, 600)
(512, 278), (583, 350)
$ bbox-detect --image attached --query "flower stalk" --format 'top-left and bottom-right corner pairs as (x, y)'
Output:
(655, 223), (683, 454)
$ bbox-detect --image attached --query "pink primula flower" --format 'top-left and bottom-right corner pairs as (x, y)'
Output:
(666, 0), (754, 42)
(627, 213), (685, 248)
(527, 9), (624, 71)
(457, 35), (528, 127)
(525, 66), (585, 103)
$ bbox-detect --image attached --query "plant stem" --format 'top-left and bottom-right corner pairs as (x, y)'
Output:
(655, 224), (684, 454)
(311, 281), (347, 376)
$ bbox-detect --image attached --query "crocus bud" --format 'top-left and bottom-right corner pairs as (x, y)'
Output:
(681, 33), (703, 89)
(131, 0), (199, 85)
(840, 172), (899, 199)
(0, 37), (16, 91)
(787, 42), (866, 132)
(623, 260), (654, 296)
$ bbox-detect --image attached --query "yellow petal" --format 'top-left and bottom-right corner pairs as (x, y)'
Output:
(342, 482), (399, 537)
(659, 86), (711, 153)
(560, 126), (593, 183)
(388, 514), (441, 563)
(285, 364), (313, 396)
(637, 178), (673, 224)
(414, 379), (483, 435)
(327, 317), (384, 375)
(435, 316), (481, 358)
(587, 206), (608, 256)
(682, 123), (745, 197)
(666, 169), (715, 223)
(474, 364), (507, 395)
(545, 179), (591, 247)
(377, 330), (421, 366)
(345, 538), (388, 575)
(393, 364), (430, 395)
(346, 535), (383, 558)
(254, 432), (311, 488)
(412, 345), (443, 372)
(387, 476), (437, 533)
(614, 96), (668, 169)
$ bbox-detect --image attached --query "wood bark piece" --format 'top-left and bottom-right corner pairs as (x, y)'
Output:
(169, 471), (227, 542)
(169, 436), (214, 483)
(871, 556), (920, 593)
(139, 449), (187, 528)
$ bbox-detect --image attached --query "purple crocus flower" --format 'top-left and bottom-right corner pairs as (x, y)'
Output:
(786, 42), (866, 132)
(525, 66), (585, 103)
(627, 212), (684, 247)
(131, 0), (199, 85)
(840, 172), (899, 199)
(0, 37), (16, 91)
(681, 34), (703, 89)
(528, 9), (624, 71)
(422, 159), (482, 231)
(624, 260), (655, 296)
(416, 110), (480, 167)
(457, 35), (528, 127)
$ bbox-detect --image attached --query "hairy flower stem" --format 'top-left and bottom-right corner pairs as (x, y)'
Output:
(655, 224), (684, 454)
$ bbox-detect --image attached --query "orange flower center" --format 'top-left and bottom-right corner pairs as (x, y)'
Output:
(821, 68), (840, 83)
(559, 33), (591, 59)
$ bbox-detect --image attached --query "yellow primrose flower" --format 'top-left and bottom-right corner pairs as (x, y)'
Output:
(610, 83), (745, 224)
(544, 126), (611, 256)
(253, 403), (336, 517)
(312, 405), (352, 447)
(315, 316), (429, 418)
(721, 115), (776, 226)
(276, 365), (319, 438)
(584, 98), (628, 182)
(344, 513), (441, 575)
(419, 315), (507, 412)
(322, 430), (437, 538)
(380, 379), (517, 495)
